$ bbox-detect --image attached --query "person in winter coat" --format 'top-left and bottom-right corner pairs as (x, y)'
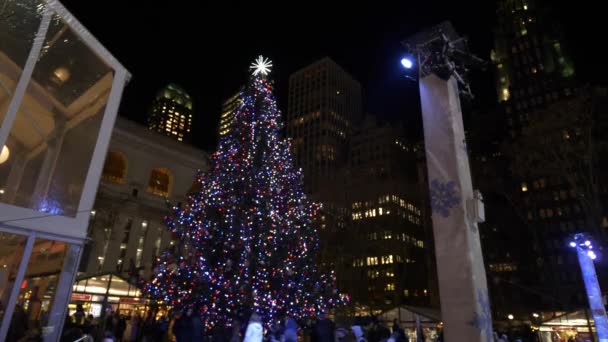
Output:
(211, 323), (230, 342)
(103, 330), (118, 342)
(73, 304), (86, 327)
(497, 334), (509, 342)
(283, 317), (299, 342)
(141, 314), (158, 342)
(351, 317), (366, 342)
(230, 319), (242, 342)
(116, 314), (127, 342)
(313, 313), (335, 342)
(7, 304), (28, 342)
(172, 310), (193, 342)
(268, 319), (284, 342)
(243, 313), (264, 342)
(191, 310), (204, 341)
(335, 326), (349, 342)
(367, 317), (390, 342)
(392, 320), (400, 335)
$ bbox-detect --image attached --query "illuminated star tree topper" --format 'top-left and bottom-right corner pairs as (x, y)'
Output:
(250, 55), (273, 76)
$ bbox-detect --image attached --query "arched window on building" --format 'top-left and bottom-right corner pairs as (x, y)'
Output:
(101, 151), (127, 183)
(147, 167), (172, 197)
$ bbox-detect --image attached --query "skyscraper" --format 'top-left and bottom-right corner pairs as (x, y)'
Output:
(148, 83), (194, 143)
(218, 92), (241, 138)
(492, 0), (575, 132)
(343, 116), (431, 310)
(473, 0), (585, 318)
(286, 57), (362, 196)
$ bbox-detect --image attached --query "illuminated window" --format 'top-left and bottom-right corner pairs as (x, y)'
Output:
(367, 257), (378, 266)
(147, 167), (172, 197)
(501, 88), (510, 101)
(102, 151), (127, 184)
(135, 233), (145, 267)
(385, 283), (395, 291)
(381, 255), (394, 265)
(404, 289), (409, 297)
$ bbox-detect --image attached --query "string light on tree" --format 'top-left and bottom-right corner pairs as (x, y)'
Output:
(144, 55), (346, 330)
(249, 55), (273, 76)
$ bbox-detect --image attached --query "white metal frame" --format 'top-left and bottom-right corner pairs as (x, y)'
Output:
(0, 0), (130, 240)
(0, 0), (130, 340)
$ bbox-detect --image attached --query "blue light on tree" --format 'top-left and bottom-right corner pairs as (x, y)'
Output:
(569, 233), (608, 341)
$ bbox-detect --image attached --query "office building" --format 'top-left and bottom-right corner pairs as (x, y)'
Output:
(286, 57), (363, 195)
(148, 83), (194, 143)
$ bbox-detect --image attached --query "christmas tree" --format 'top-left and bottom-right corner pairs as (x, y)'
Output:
(144, 56), (347, 329)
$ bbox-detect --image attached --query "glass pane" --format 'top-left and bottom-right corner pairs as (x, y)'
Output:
(0, 12), (114, 217)
(0, 231), (28, 329)
(4, 237), (67, 341)
(0, 0), (44, 122)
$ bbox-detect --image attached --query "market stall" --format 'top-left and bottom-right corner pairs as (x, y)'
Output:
(538, 310), (596, 342)
(379, 306), (442, 341)
(70, 273), (149, 318)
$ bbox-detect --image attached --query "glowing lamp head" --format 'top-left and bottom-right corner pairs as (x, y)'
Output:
(569, 242), (577, 248)
(585, 240), (591, 246)
(588, 251), (597, 260)
(532, 313), (540, 318)
(507, 314), (514, 320)
(401, 57), (414, 69)
(0, 145), (9, 164)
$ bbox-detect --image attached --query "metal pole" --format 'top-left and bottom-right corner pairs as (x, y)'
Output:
(0, 8), (52, 148)
(97, 273), (113, 341)
(585, 308), (596, 342)
(44, 243), (84, 342)
(576, 245), (608, 341)
(0, 232), (36, 341)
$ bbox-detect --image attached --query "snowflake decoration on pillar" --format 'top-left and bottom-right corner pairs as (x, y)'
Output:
(429, 179), (460, 218)
(250, 55), (272, 76)
(468, 288), (493, 339)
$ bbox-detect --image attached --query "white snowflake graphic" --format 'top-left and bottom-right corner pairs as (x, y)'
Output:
(430, 179), (460, 218)
(468, 288), (493, 339)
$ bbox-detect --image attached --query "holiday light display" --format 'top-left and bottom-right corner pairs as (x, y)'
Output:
(144, 56), (347, 329)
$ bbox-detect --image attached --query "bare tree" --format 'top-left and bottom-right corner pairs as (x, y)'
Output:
(504, 88), (608, 242)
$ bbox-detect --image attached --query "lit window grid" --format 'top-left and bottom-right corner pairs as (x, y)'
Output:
(286, 60), (362, 193)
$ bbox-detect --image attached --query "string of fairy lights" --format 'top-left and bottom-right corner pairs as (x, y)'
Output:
(144, 56), (348, 329)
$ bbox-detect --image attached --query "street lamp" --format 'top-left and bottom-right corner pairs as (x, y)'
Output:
(569, 233), (608, 341)
(401, 57), (414, 69)
(0, 145), (9, 164)
(507, 314), (514, 320)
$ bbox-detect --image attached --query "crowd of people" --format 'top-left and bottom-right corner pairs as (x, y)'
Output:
(56, 306), (593, 342)
(236, 313), (412, 342)
(60, 305), (171, 342)
(58, 308), (419, 342)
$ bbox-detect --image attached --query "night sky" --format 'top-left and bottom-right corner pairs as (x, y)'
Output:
(61, 0), (604, 150)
